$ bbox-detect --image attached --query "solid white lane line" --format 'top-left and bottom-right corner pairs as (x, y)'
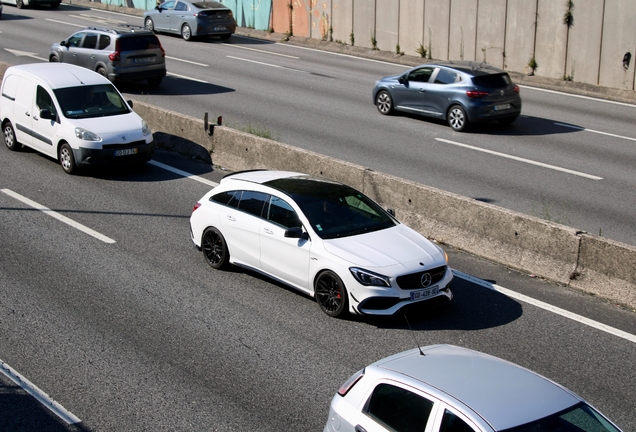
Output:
(520, 85), (636, 108)
(555, 122), (636, 142)
(435, 138), (603, 180)
(1, 189), (115, 244)
(0, 359), (82, 424)
(166, 72), (208, 83)
(224, 43), (300, 59)
(148, 160), (219, 187)
(166, 56), (209, 67)
(45, 18), (87, 27)
(226, 55), (307, 72)
(453, 270), (636, 343)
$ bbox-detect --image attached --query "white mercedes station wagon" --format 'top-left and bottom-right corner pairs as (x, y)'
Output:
(189, 170), (453, 317)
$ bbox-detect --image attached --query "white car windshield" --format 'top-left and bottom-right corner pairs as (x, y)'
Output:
(502, 402), (621, 432)
(265, 177), (397, 240)
(54, 84), (130, 119)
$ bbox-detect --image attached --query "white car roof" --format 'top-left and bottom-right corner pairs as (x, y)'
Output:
(5, 63), (110, 89)
(375, 345), (580, 430)
(221, 170), (308, 185)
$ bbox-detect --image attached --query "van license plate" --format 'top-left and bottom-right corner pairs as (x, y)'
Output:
(114, 148), (138, 156)
(410, 286), (438, 301)
(494, 104), (511, 111)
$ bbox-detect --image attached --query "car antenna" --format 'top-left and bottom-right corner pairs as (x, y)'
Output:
(404, 315), (425, 356)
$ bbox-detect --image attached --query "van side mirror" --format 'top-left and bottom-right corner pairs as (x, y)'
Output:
(39, 109), (56, 121)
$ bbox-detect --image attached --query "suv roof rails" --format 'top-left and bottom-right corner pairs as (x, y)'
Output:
(83, 25), (149, 34)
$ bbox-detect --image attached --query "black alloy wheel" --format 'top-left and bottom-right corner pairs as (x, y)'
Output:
(202, 227), (229, 269)
(315, 271), (348, 317)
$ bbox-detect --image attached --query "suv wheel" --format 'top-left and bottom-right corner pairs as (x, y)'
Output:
(96, 67), (108, 80)
(181, 24), (192, 41)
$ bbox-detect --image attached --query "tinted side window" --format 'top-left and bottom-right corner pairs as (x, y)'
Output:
(119, 35), (161, 51)
(434, 68), (461, 84)
(439, 410), (475, 432)
(408, 67), (434, 83)
(36, 86), (56, 116)
(175, 1), (188, 11)
(82, 33), (98, 49)
(67, 33), (84, 47)
(98, 35), (111, 50)
(211, 190), (240, 208)
(267, 197), (301, 229)
(472, 73), (511, 88)
(238, 191), (268, 218)
(364, 384), (434, 432)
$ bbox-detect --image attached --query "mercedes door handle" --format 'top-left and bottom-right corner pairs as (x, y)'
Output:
(226, 215), (236, 222)
(263, 228), (274, 235)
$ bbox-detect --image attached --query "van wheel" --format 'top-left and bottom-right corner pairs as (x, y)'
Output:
(3, 122), (20, 151)
(59, 143), (77, 174)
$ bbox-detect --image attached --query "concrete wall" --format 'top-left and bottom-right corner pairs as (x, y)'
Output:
(90, 0), (636, 91)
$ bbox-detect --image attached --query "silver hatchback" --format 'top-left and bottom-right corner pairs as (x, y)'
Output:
(373, 61), (522, 132)
(49, 26), (166, 87)
(325, 344), (623, 432)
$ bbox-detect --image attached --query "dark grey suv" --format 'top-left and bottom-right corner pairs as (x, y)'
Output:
(49, 25), (166, 87)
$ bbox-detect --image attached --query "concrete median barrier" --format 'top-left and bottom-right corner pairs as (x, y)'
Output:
(1, 62), (634, 309)
(132, 100), (636, 310)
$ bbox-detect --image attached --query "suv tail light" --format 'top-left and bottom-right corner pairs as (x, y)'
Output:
(158, 40), (166, 58)
(108, 39), (120, 61)
(466, 90), (489, 98)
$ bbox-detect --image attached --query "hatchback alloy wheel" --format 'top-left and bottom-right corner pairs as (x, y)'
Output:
(376, 90), (394, 115)
(448, 105), (468, 131)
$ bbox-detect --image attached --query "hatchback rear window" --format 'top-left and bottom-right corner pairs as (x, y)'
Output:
(472, 73), (511, 88)
(119, 35), (161, 52)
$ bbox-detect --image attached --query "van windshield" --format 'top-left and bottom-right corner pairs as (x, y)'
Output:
(54, 84), (130, 119)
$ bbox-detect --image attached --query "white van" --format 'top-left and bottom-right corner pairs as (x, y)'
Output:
(0, 63), (154, 174)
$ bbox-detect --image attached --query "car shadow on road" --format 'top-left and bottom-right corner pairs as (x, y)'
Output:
(362, 276), (523, 331)
(397, 111), (582, 136)
(118, 76), (234, 97)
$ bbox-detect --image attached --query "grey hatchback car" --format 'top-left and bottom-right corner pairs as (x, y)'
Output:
(325, 344), (623, 432)
(144, 0), (236, 41)
(49, 26), (166, 87)
(373, 61), (521, 131)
